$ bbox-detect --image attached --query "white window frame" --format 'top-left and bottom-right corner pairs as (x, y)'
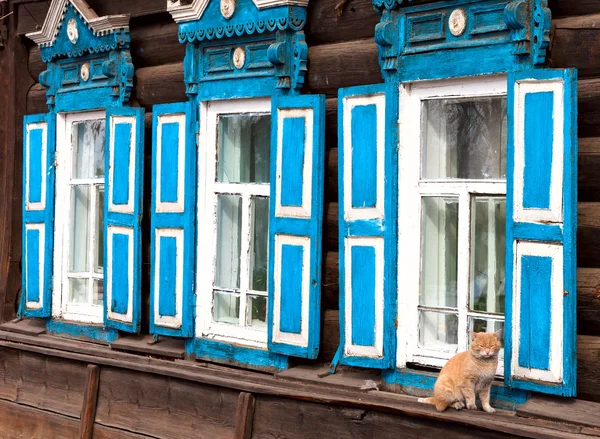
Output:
(397, 76), (508, 374)
(196, 98), (271, 347)
(53, 110), (106, 324)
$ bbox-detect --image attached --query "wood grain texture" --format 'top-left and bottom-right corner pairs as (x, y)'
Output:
(79, 365), (100, 439)
(517, 395), (600, 429)
(550, 15), (600, 78)
(306, 0), (378, 45)
(235, 392), (256, 439)
(95, 366), (238, 439)
(0, 398), (80, 439)
(0, 349), (87, 418)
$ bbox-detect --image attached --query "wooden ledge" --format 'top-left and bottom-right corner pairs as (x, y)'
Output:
(110, 334), (185, 359)
(0, 330), (597, 438)
(0, 319), (46, 336)
(518, 395), (600, 430)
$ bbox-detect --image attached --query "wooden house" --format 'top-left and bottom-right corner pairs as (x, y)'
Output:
(0, 0), (600, 437)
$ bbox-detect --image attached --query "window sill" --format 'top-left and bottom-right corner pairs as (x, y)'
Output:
(110, 334), (185, 359)
(0, 328), (595, 438)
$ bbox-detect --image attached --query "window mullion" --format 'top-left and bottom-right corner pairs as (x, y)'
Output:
(238, 192), (251, 327)
(456, 189), (471, 352)
(88, 183), (96, 307)
(487, 199), (496, 313)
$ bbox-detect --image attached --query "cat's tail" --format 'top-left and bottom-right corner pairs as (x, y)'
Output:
(417, 397), (435, 405)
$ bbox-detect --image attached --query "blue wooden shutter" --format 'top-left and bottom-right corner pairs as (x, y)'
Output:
(505, 69), (577, 396)
(338, 84), (398, 369)
(150, 102), (197, 337)
(104, 108), (144, 333)
(21, 113), (56, 318)
(267, 95), (325, 359)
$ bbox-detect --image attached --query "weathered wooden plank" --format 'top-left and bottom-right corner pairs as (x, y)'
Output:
(1, 333), (599, 434)
(307, 0), (378, 45)
(549, 0), (600, 18)
(0, 318), (46, 336)
(0, 398), (80, 439)
(576, 268), (600, 336)
(550, 15), (600, 78)
(251, 395), (572, 439)
(79, 365), (100, 439)
(235, 392), (256, 439)
(95, 367), (238, 439)
(517, 395), (600, 429)
(110, 334), (185, 359)
(13, 350), (88, 418)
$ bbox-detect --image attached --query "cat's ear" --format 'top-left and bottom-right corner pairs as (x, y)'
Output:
(470, 330), (479, 339)
(494, 329), (504, 342)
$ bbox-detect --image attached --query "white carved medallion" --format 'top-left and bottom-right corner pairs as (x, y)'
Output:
(449, 9), (467, 37)
(221, 0), (236, 19)
(81, 63), (90, 82)
(233, 47), (246, 70)
(67, 18), (79, 44)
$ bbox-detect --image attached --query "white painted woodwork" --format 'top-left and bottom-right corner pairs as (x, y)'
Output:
(25, 122), (48, 212)
(153, 228), (184, 329)
(156, 113), (186, 213)
(108, 115), (136, 215)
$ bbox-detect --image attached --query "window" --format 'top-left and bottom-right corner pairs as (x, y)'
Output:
(54, 111), (106, 324)
(398, 77), (507, 371)
(197, 98), (271, 346)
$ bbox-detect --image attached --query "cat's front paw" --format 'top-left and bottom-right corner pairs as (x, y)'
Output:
(483, 405), (496, 414)
(466, 403), (477, 410)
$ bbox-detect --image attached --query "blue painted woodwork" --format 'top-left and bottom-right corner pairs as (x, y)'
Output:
(31, 2), (133, 112)
(158, 236), (178, 318)
(279, 244), (304, 334)
(518, 255), (552, 371)
(110, 233), (130, 315)
(173, 0), (308, 99)
(150, 102), (197, 338)
(25, 228), (41, 304)
(373, 0), (551, 82)
(351, 105), (378, 209)
(28, 129), (43, 204)
(112, 123), (131, 206)
(159, 123), (180, 204)
(382, 369), (530, 411)
(338, 83), (398, 369)
(505, 69), (578, 397)
(21, 113), (56, 319)
(186, 338), (288, 372)
(523, 91), (553, 209)
(104, 107), (144, 333)
(24, 2), (139, 341)
(280, 117), (306, 207)
(47, 320), (118, 343)
(351, 246), (376, 347)
(268, 94), (325, 359)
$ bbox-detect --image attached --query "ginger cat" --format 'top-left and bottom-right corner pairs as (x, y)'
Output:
(418, 331), (502, 413)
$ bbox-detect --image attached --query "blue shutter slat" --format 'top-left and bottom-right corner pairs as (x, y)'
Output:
(21, 113), (55, 318)
(104, 107), (144, 333)
(267, 94), (325, 359)
(338, 83), (398, 369)
(505, 69), (578, 397)
(149, 102), (197, 338)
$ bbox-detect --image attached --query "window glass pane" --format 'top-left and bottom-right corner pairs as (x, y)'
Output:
(470, 197), (506, 314)
(95, 186), (104, 275)
(93, 279), (103, 306)
(214, 292), (240, 324)
(250, 197), (269, 292)
(422, 97), (507, 180)
(72, 119), (105, 179)
(247, 295), (267, 328)
(420, 197), (458, 308)
(419, 310), (458, 351)
(69, 185), (90, 273)
(469, 317), (505, 359)
(217, 114), (270, 184)
(69, 278), (88, 304)
(215, 194), (242, 290)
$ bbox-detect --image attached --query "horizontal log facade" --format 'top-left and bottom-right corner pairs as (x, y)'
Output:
(3, 0), (600, 436)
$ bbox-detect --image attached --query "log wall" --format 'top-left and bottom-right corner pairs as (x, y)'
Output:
(3, 0), (600, 422)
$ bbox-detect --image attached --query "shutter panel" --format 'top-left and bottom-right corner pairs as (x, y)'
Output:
(338, 84), (398, 369)
(505, 69), (577, 396)
(21, 113), (56, 318)
(104, 108), (144, 333)
(268, 95), (325, 359)
(150, 102), (197, 337)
